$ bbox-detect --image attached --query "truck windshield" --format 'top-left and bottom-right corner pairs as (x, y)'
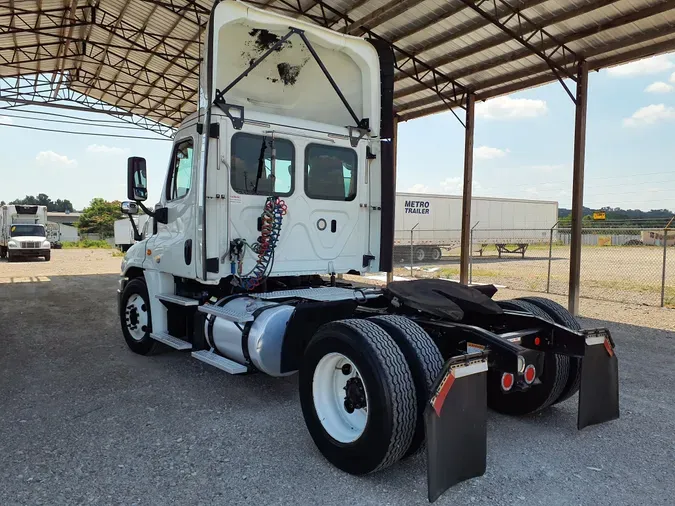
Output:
(10, 225), (45, 237)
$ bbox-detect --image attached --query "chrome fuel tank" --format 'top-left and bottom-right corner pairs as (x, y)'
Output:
(206, 297), (296, 377)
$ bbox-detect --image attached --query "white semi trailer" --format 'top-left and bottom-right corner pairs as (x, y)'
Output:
(0, 204), (51, 262)
(116, 1), (618, 502)
(395, 193), (558, 262)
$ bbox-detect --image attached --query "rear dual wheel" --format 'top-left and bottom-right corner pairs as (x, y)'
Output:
(517, 297), (582, 404)
(299, 317), (443, 474)
(488, 300), (570, 415)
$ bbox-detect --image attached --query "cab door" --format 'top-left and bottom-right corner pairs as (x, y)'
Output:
(301, 142), (365, 268)
(149, 135), (198, 279)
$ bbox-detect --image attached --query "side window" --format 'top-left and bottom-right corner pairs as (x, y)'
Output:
(231, 133), (294, 196)
(305, 144), (357, 201)
(166, 138), (194, 201)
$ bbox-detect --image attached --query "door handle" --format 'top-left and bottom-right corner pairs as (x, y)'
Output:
(184, 239), (192, 265)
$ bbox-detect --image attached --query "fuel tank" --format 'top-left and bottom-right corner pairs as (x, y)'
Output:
(205, 297), (295, 376)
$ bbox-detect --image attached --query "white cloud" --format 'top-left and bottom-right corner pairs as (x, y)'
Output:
(407, 183), (430, 193)
(671, 71), (675, 84)
(439, 177), (483, 195)
(476, 96), (547, 120)
(474, 145), (509, 160)
(529, 164), (566, 173)
(607, 54), (674, 77)
(524, 187), (539, 195)
(0, 115), (12, 125)
(86, 144), (130, 155)
(645, 81), (673, 93)
(622, 104), (675, 127)
(35, 150), (78, 168)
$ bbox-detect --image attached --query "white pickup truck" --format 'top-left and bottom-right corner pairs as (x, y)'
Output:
(0, 205), (51, 262)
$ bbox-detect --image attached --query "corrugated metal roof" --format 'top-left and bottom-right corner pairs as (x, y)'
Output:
(1, 0), (674, 132)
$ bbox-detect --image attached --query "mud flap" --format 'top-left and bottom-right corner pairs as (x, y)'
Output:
(424, 355), (488, 503)
(578, 332), (619, 430)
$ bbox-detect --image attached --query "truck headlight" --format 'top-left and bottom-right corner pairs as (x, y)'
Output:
(8, 240), (18, 248)
(43, 241), (51, 248)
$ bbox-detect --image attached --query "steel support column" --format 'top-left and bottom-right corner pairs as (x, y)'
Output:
(387, 115), (399, 285)
(459, 93), (475, 285)
(568, 61), (588, 315)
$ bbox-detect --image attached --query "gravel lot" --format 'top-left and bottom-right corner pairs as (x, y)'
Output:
(1, 250), (675, 505)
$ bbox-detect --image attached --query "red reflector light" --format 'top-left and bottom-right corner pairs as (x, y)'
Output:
(501, 373), (514, 391)
(524, 364), (536, 384)
(534, 336), (541, 346)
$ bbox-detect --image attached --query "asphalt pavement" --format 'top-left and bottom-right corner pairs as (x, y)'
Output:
(1, 273), (674, 505)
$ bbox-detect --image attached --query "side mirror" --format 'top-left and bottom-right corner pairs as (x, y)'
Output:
(127, 156), (148, 202)
(120, 201), (139, 215)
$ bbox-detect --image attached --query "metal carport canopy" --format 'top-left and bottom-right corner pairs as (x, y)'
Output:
(2, 0), (674, 127)
(2, 0), (675, 315)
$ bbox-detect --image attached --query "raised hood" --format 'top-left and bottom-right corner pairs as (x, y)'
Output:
(208, 0), (381, 133)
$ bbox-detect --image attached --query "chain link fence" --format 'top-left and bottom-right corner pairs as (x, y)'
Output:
(394, 223), (675, 308)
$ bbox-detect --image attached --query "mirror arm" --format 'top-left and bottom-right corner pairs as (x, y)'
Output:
(127, 215), (143, 242)
(136, 201), (168, 225)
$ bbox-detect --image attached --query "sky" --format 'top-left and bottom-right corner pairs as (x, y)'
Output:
(1, 51), (675, 211)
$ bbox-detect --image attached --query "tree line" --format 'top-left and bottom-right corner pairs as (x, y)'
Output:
(558, 206), (673, 228)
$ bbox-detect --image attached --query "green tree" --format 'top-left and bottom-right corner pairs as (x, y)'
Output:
(10, 194), (74, 212)
(77, 198), (124, 238)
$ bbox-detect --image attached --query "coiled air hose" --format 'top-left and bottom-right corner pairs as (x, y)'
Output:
(234, 196), (287, 290)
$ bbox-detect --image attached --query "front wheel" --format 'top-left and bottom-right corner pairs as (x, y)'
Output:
(120, 278), (156, 355)
(299, 319), (416, 475)
(44, 252), (51, 261)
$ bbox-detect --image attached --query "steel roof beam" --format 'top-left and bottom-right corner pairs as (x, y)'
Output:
(399, 28), (675, 122)
(395, 1), (674, 110)
(387, 3), (468, 43)
(304, 1), (471, 108)
(137, 0), (207, 27)
(0, 72), (175, 135)
(452, 0), (578, 100)
(343, 0), (428, 36)
(395, 0), (547, 60)
(394, 0), (617, 80)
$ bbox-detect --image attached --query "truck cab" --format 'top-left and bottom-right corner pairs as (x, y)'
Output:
(120, 0), (394, 291)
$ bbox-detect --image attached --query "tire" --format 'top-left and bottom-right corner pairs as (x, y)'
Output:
(0, 247), (6, 259)
(299, 319), (417, 475)
(517, 297), (582, 404)
(44, 252), (51, 261)
(413, 247), (426, 263)
(368, 315), (444, 457)
(488, 300), (570, 415)
(7, 251), (15, 263)
(430, 247), (442, 262)
(119, 278), (156, 355)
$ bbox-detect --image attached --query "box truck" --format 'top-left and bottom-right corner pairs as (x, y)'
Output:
(395, 193), (558, 261)
(0, 205), (51, 261)
(114, 215), (150, 251)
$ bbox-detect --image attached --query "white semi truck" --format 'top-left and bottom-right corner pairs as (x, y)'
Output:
(0, 204), (51, 262)
(117, 1), (618, 502)
(395, 193), (558, 262)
